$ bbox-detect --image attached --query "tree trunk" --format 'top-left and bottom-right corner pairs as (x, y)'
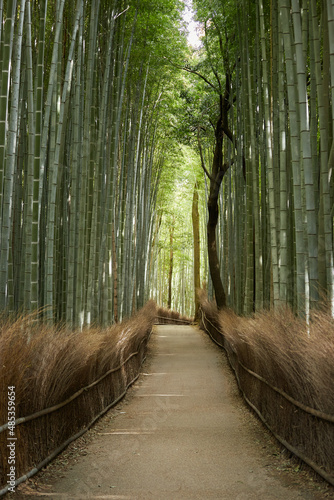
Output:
(292, 0), (318, 307)
(259, 0), (280, 308)
(192, 181), (201, 319)
(0, 0), (17, 310)
(0, 0), (25, 310)
(168, 221), (174, 309)
(207, 124), (226, 309)
(280, 0), (306, 316)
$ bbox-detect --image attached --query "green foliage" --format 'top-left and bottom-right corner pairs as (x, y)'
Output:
(127, 0), (188, 72)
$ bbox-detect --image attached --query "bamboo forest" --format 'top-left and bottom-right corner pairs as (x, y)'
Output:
(0, 0), (333, 324)
(2, 1), (334, 496)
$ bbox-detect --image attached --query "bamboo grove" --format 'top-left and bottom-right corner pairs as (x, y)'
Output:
(182, 0), (334, 318)
(0, 0), (186, 326)
(0, 0), (334, 325)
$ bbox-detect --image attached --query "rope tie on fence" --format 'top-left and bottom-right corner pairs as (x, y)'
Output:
(200, 308), (334, 487)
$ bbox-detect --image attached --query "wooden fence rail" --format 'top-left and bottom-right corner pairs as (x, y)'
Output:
(0, 330), (152, 496)
(201, 308), (334, 486)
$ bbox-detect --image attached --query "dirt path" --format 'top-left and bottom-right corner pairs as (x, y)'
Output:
(15, 325), (333, 499)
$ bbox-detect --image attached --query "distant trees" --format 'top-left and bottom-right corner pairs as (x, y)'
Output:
(149, 144), (206, 317)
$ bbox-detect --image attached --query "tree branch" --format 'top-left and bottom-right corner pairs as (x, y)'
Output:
(221, 72), (236, 148)
(204, 20), (222, 93)
(197, 126), (214, 181)
(114, 6), (130, 19)
(212, 17), (224, 53)
(164, 57), (219, 92)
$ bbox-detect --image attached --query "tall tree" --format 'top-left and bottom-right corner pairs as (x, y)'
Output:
(192, 181), (201, 318)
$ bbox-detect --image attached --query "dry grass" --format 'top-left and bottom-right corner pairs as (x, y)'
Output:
(0, 301), (157, 488)
(156, 306), (193, 325)
(199, 294), (334, 479)
(216, 306), (334, 415)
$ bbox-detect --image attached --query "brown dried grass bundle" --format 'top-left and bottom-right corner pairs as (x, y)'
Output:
(156, 306), (192, 324)
(200, 294), (334, 479)
(0, 301), (157, 488)
(217, 306), (334, 415)
(0, 300), (156, 427)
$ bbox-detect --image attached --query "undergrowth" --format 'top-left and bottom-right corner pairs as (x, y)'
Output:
(199, 291), (334, 479)
(0, 301), (157, 487)
(0, 301), (157, 418)
(219, 306), (334, 414)
(156, 306), (193, 324)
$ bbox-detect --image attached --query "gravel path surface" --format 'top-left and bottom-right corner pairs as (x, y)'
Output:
(14, 325), (334, 499)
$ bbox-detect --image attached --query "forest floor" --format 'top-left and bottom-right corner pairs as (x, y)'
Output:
(12, 325), (334, 500)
